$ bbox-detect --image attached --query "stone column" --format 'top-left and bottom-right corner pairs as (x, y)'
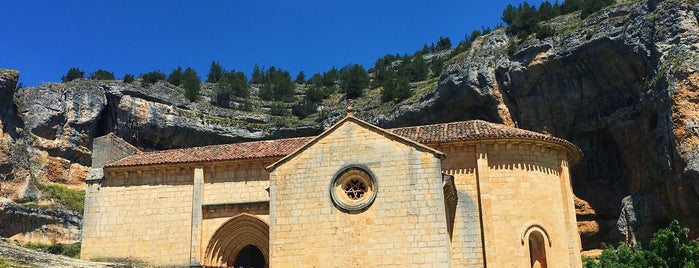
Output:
(190, 167), (204, 267)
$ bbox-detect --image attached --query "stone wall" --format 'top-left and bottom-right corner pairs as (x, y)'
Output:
(477, 140), (580, 268)
(202, 160), (272, 205)
(434, 143), (484, 267)
(81, 167), (194, 266)
(269, 119), (451, 267)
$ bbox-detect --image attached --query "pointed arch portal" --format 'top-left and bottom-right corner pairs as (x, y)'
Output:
(204, 213), (269, 268)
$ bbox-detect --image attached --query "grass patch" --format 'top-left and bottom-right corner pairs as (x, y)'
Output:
(0, 257), (34, 268)
(21, 242), (81, 259)
(35, 181), (85, 214)
(90, 257), (149, 267)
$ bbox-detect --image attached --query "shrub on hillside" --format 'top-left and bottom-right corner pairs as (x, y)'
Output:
(122, 74), (135, 83)
(269, 102), (289, 116)
(61, 67), (84, 82)
(340, 64), (369, 99)
(182, 67), (201, 102)
(167, 66), (184, 86)
(259, 66), (295, 102)
(213, 70), (249, 107)
(207, 61), (224, 83)
(583, 220), (699, 267)
(140, 71), (166, 85)
(88, 69), (115, 80)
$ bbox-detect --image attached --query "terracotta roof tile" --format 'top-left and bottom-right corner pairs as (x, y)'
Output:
(393, 120), (558, 143)
(390, 120), (582, 162)
(107, 136), (314, 167)
(106, 120), (582, 168)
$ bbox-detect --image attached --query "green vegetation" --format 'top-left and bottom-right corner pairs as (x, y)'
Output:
(251, 64), (264, 84)
(52, 1), (626, 121)
(88, 69), (115, 80)
(167, 66), (184, 86)
(122, 73), (135, 83)
(207, 61), (225, 83)
(35, 181), (85, 213)
(21, 242), (81, 259)
(259, 66), (295, 102)
(295, 71), (306, 84)
(340, 64), (369, 99)
(435, 36), (452, 51)
(381, 76), (411, 103)
(502, 0), (616, 41)
(583, 220), (699, 268)
(0, 257), (33, 268)
(61, 67), (84, 82)
(182, 67), (201, 102)
(140, 70), (166, 85)
(213, 70), (249, 107)
(269, 102), (290, 116)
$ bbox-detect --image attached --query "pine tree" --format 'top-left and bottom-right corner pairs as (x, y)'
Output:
(167, 66), (184, 86)
(502, 4), (517, 24)
(251, 65), (265, 84)
(62, 67), (84, 82)
(295, 71), (306, 84)
(182, 67), (201, 102)
(88, 69), (115, 80)
(214, 70), (249, 107)
(207, 61), (224, 83)
(322, 67), (339, 87)
(340, 64), (369, 99)
(140, 71), (166, 85)
(122, 74), (135, 83)
(436, 36), (452, 51)
(259, 66), (294, 101)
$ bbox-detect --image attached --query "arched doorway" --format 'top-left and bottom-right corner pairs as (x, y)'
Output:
(234, 244), (265, 268)
(204, 213), (269, 268)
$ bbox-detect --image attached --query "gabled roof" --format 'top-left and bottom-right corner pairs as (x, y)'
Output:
(265, 115), (447, 172)
(106, 137), (314, 167)
(104, 119), (582, 168)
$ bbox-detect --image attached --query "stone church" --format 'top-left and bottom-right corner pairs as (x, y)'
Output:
(81, 111), (583, 267)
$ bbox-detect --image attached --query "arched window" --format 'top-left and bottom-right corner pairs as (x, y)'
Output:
(528, 230), (547, 268)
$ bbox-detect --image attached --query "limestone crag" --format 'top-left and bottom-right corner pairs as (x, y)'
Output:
(0, 198), (80, 244)
(1, 0), (699, 250)
(0, 77), (322, 243)
(370, 0), (699, 249)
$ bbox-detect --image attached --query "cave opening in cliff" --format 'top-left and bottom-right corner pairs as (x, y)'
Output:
(94, 103), (114, 138)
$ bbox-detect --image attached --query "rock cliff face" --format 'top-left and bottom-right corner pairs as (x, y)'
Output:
(1, 0), (698, 250)
(372, 0), (699, 249)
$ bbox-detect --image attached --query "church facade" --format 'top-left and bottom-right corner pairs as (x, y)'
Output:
(81, 114), (582, 267)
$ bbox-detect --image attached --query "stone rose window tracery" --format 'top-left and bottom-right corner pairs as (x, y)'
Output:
(330, 166), (377, 212)
(344, 179), (366, 200)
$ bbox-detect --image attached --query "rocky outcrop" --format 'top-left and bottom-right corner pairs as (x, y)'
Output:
(2, 0), (699, 251)
(0, 238), (124, 268)
(0, 198), (80, 244)
(374, 0), (699, 249)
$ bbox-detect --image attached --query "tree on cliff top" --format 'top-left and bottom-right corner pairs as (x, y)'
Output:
(207, 61), (224, 83)
(182, 67), (201, 102)
(340, 64), (369, 99)
(140, 70), (166, 85)
(62, 67), (84, 82)
(88, 69), (115, 80)
(167, 66), (184, 86)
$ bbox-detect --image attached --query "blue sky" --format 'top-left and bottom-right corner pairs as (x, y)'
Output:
(2, 0), (547, 86)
